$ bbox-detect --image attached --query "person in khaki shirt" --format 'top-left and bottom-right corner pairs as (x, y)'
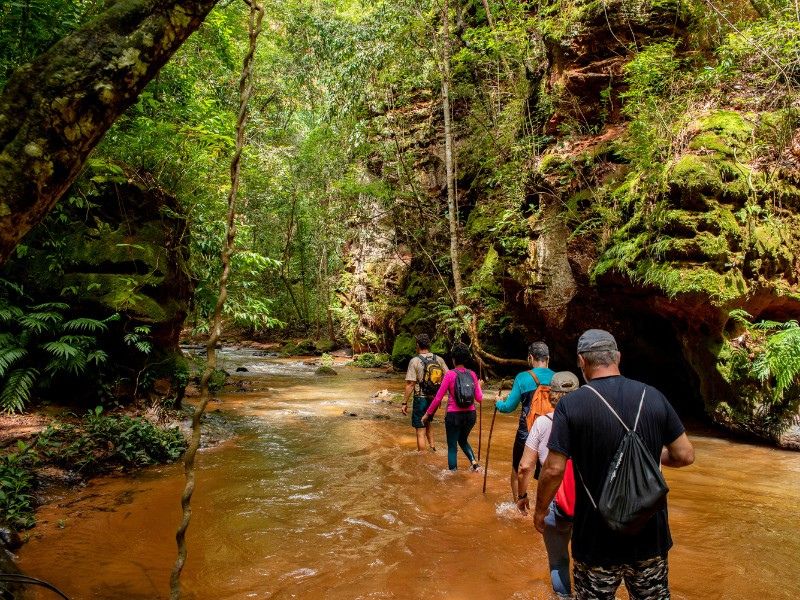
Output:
(402, 334), (448, 451)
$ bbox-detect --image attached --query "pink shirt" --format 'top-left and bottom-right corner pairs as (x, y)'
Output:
(426, 367), (483, 415)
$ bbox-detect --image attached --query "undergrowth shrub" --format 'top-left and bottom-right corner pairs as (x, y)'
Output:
(39, 407), (186, 474)
(0, 441), (37, 530)
(352, 352), (391, 368)
(0, 279), (114, 413)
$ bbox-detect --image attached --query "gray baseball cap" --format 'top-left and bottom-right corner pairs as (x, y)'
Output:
(577, 329), (618, 354)
(550, 371), (580, 393)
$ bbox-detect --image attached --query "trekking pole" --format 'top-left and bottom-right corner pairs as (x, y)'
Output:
(477, 359), (483, 460)
(482, 378), (508, 494)
(482, 406), (498, 494)
(478, 398), (483, 460)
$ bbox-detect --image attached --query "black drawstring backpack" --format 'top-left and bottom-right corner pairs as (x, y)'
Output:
(576, 385), (669, 535)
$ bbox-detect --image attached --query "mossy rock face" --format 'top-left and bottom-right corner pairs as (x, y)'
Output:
(472, 246), (502, 294)
(535, 102), (800, 444)
(1, 164), (193, 404)
(314, 339), (336, 354)
(9, 169), (191, 350)
(596, 106), (800, 310)
(296, 339), (318, 354)
(399, 305), (432, 329)
(403, 272), (439, 301)
(391, 333), (417, 368)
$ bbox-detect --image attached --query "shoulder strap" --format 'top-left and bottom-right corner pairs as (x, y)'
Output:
(574, 464), (598, 510)
(529, 370), (540, 385)
(583, 384), (647, 433)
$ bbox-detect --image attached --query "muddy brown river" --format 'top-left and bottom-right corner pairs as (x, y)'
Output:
(16, 355), (800, 599)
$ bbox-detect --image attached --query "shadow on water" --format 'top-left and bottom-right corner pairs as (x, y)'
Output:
(16, 356), (800, 600)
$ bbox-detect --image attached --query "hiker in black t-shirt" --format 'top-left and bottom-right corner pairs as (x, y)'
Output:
(533, 329), (695, 600)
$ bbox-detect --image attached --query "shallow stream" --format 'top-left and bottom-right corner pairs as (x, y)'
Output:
(16, 354), (800, 599)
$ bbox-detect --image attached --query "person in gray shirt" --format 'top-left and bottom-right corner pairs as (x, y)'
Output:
(402, 334), (448, 451)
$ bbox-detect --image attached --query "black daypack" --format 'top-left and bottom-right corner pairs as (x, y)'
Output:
(418, 355), (445, 397)
(453, 368), (476, 408)
(577, 385), (669, 535)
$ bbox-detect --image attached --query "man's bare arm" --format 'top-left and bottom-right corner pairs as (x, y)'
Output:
(401, 381), (415, 415)
(660, 433), (694, 467)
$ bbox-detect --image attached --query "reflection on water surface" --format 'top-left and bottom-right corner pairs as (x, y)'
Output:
(17, 357), (800, 599)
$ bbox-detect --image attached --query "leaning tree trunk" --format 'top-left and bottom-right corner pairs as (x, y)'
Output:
(0, 0), (220, 263)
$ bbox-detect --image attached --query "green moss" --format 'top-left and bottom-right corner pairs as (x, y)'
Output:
(62, 272), (168, 321)
(695, 231), (730, 260)
(703, 205), (740, 237)
(404, 273), (437, 301)
(688, 132), (736, 156)
(314, 339), (336, 353)
(538, 153), (569, 175)
(698, 110), (754, 144)
(668, 155), (723, 196)
(622, 259), (747, 304)
(472, 246), (502, 293)
(391, 333), (417, 368)
(399, 305), (430, 328)
(65, 221), (168, 272)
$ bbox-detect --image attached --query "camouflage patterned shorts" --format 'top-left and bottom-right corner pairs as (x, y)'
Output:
(573, 555), (669, 600)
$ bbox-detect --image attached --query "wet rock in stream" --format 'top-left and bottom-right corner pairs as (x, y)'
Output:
(315, 366), (338, 376)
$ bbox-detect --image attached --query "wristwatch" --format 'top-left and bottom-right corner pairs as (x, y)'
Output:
(518, 492), (528, 500)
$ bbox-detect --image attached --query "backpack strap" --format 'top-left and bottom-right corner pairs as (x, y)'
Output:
(529, 370), (540, 385)
(574, 464), (598, 510)
(583, 385), (647, 433)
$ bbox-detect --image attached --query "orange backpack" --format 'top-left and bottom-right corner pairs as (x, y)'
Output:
(525, 370), (551, 431)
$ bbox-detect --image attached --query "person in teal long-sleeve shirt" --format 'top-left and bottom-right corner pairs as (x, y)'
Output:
(495, 341), (554, 501)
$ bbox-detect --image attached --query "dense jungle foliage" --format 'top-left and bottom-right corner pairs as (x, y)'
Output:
(0, 0), (798, 447)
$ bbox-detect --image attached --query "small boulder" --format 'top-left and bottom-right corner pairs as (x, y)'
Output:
(315, 366), (338, 376)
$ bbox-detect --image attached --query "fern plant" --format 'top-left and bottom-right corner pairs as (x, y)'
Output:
(0, 281), (113, 412)
(751, 320), (800, 403)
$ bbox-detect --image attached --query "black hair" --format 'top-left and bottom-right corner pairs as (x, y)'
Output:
(451, 342), (471, 366)
(528, 341), (549, 361)
(415, 333), (431, 350)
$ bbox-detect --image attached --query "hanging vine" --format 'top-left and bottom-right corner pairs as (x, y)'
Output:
(168, 2), (265, 598)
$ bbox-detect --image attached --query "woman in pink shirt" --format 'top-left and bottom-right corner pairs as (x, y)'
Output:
(421, 343), (483, 470)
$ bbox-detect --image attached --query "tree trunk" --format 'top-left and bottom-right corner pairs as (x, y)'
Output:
(0, 0), (220, 263)
(441, 0), (463, 303)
